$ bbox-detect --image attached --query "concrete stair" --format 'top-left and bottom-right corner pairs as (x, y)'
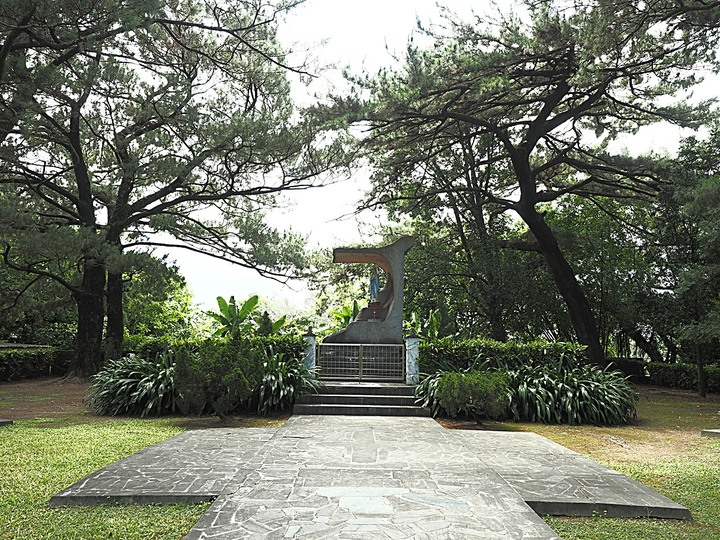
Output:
(293, 382), (430, 417)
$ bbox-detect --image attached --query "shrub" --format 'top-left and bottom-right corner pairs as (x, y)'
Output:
(124, 335), (180, 359)
(0, 347), (66, 381)
(435, 370), (508, 421)
(505, 363), (639, 425)
(31, 322), (76, 349)
(253, 352), (322, 415)
(85, 351), (176, 417)
(419, 337), (586, 374)
(250, 334), (305, 360)
(648, 362), (720, 393)
(607, 357), (647, 381)
(174, 337), (264, 419)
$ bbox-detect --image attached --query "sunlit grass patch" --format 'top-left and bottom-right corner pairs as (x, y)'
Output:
(0, 419), (208, 540)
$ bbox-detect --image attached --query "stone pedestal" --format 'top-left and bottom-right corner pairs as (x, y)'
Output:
(405, 336), (420, 385)
(303, 331), (316, 370)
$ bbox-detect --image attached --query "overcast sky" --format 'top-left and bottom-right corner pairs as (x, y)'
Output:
(165, 0), (698, 316)
(165, 0), (480, 314)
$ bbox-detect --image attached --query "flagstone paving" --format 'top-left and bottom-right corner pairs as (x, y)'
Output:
(51, 416), (691, 539)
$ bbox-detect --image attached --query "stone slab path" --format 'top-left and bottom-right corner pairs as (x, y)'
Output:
(51, 416), (691, 539)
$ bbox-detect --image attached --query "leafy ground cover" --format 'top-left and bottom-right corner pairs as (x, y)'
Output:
(1, 379), (718, 539)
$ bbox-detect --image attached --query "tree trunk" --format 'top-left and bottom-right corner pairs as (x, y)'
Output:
(659, 334), (679, 362)
(517, 205), (607, 366)
(105, 270), (124, 361)
(73, 259), (106, 376)
(487, 299), (508, 342)
(697, 344), (708, 398)
(625, 328), (664, 364)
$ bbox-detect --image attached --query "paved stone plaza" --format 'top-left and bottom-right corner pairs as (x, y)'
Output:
(51, 416), (691, 539)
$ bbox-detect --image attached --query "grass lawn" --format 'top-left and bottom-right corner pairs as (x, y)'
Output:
(1, 378), (718, 539)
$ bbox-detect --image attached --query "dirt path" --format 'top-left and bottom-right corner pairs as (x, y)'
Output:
(0, 377), (89, 420)
(0, 376), (290, 428)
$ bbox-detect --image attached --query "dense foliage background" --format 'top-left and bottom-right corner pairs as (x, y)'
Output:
(2, 1), (719, 399)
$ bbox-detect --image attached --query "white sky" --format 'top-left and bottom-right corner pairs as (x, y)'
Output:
(166, 0), (480, 314)
(165, 0), (703, 316)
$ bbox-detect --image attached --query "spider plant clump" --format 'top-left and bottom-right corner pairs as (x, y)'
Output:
(85, 350), (177, 417)
(253, 352), (323, 415)
(505, 362), (639, 425)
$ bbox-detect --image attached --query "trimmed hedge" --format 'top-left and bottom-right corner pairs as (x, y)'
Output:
(648, 362), (720, 393)
(251, 334), (305, 359)
(124, 335), (178, 359)
(435, 370), (508, 421)
(125, 334), (304, 362)
(419, 337), (587, 374)
(0, 347), (69, 381)
(174, 334), (306, 419)
(606, 357), (646, 381)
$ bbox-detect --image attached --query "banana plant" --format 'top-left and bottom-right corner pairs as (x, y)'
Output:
(208, 295), (259, 338)
(406, 309), (444, 340)
(329, 300), (360, 329)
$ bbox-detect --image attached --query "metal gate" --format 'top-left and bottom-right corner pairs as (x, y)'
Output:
(316, 343), (404, 381)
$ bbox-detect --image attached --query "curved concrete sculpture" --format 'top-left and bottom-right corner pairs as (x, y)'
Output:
(324, 236), (414, 344)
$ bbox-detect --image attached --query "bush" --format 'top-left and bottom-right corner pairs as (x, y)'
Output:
(250, 334), (305, 360)
(85, 351), (176, 417)
(124, 335), (180, 359)
(252, 352), (322, 415)
(435, 370), (508, 421)
(607, 357), (647, 381)
(419, 337), (586, 374)
(174, 337), (264, 419)
(0, 347), (67, 381)
(31, 322), (76, 349)
(648, 362), (720, 393)
(505, 363), (639, 425)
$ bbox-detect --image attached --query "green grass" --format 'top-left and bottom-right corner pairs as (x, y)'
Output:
(545, 456), (720, 539)
(0, 418), (209, 540)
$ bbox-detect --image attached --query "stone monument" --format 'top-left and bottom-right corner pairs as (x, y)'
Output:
(324, 235), (414, 344)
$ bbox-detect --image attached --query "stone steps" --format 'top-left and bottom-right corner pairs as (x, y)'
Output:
(293, 382), (430, 417)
